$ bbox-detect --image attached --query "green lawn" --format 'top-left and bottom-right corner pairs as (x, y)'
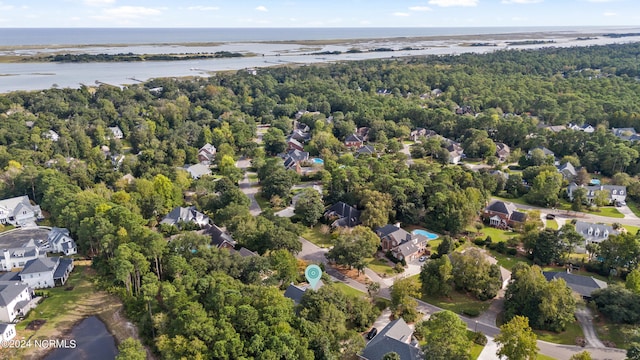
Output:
(367, 258), (396, 276)
(593, 207), (624, 218)
(473, 226), (518, 243)
(248, 173), (258, 182)
(333, 281), (366, 298)
(302, 224), (334, 248)
(595, 321), (636, 349)
(471, 343), (485, 360)
(421, 290), (491, 317)
(255, 192), (272, 211)
(626, 200), (640, 218)
(487, 248), (532, 270)
(533, 320), (584, 345)
(537, 354), (558, 360)
(545, 219), (559, 230)
(493, 195), (529, 206)
(623, 224), (640, 235)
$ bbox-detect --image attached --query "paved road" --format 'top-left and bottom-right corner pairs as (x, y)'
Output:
(295, 236), (627, 360)
(236, 157), (262, 216)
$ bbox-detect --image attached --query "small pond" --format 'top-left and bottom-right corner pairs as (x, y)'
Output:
(45, 316), (118, 360)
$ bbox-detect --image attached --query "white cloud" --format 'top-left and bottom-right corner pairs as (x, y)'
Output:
(94, 6), (162, 20)
(187, 6), (220, 11)
(586, 0), (616, 2)
(502, 0), (542, 3)
(428, 0), (478, 7)
(603, 11), (617, 16)
(255, 5), (268, 12)
(83, 0), (115, 6)
(393, 12), (410, 16)
(409, 6), (432, 11)
(360, 20), (371, 25)
(0, 2), (14, 11)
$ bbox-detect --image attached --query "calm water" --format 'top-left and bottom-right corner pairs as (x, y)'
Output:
(0, 27), (618, 46)
(45, 316), (118, 360)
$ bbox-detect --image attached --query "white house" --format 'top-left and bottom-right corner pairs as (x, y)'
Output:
(567, 183), (627, 204)
(19, 257), (74, 289)
(1, 246), (42, 271)
(108, 126), (124, 139)
(160, 206), (210, 228)
(197, 143), (217, 163)
(47, 228), (77, 256)
(0, 323), (16, 342)
(574, 221), (618, 251)
(0, 283), (32, 323)
(42, 130), (60, 142)
(185, 163), (211, 179)
(0, 196), (43, 227)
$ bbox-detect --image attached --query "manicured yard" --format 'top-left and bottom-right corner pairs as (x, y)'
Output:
(333, 281), (366, 298)
(623, 224), (640, 235)
(533, 320), (584, 345)
(470, 343), (485, 360)
(367, 258), (396, 276)
(255, 191), (271, 210)
(595, 320), (636, 349)
(486, 249), (531, 270)
(593, 207), (624, 218)
(472, 226), (518, 243)
(545, 219), (559, 230)
(537, 354), (558, 360)
(493, 195), (529, 206)
(626, 200), (640, 218)
(421, 290), (491, 317)
(248, 173), (259, 182)
(302, 224), (334, 248)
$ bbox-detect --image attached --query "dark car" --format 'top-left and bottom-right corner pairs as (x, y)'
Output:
(546, 214), (555, 220)
(367, 327), (378, 340)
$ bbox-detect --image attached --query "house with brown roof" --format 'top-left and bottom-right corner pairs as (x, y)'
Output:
(375, 224), (428, 262)
(197, 143), (216, 163)
(344, 134), (364, 148)
(495, 142), (511, 162)
(483, 200), (527, 229)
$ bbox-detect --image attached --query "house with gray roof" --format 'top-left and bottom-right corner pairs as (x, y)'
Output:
(324, 202), (361, 228)
(161, 206), (210, 228)
(557, 162), (577, 180)
(108, 126), (124, 139)
(359, 318), (422, 360)
(567, 183), (626, 205)
(20, 256), (74, 289)
(356, 145), (377, 157)
(284, 281), (325, 306)
(1, 246), (42, 272)
(282, 149), (310, 173)
(0, 323), (16, 342)
(287, 138), (305, 152)
(495, 142), (511, 162)
(612, 127), (637, 140)
(47, 227), (77, 256)
(543, 271), (607, 299)
(573, 221), (618, 249)
(345, 133), (364, 148)
(197, 143), (216, 163)
(0, 282), (32, 323)
(483, 200), (527, 229)
(185, 163), (211, 179)
(0, 196), (43, 227)
(204, 224), (236, 250)
(42, 129), (60, 142)
(376, 224), (428, 262)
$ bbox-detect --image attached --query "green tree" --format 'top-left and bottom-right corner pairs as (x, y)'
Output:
(263, 127), (287, 155)
(326, 226), (379, 273)
(420, 255), (453, 296)
(418, 310), (471, 360)
(293, 188), (325, 227)
(626, 268), (640, 294)
(628, 343), (640, 360)
(495, 315), (538, 360)
(526, 170), (562, 207)
(116, 338), (146, 360)
(569, 351), (592, 360)
(382, 352), (401, 360)
(593, 189), (610, 207)
(571, 187), (587, 212)
(359, 189), (394, 229)
(390, 277), (420, 322)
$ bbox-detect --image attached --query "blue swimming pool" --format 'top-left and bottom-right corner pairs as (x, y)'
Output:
(412, 229), (438, 240)
(311, 158), (324, 165)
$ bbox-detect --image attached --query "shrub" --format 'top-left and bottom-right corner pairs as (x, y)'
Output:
(472, 331), (488, 346)
(496, 242), (507, 254)
(394, 263), (405, 273)
(485, 236), (493, 245)
(462, 308), (480, 317)
(474, 238), (486, 246)
(506, 248), (518, 256)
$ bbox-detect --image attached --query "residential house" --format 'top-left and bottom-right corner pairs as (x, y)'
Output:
(573, 221), (618, 247)
(356, 145), (377, 157)
(324, 202), (361, 228)
(359, 318), (423, 360)
(42, 130), (60, 142)
(0, 323), (16, 342)
(495, 142), (511, 162)
(410, 128), (427, 141)
(375, 224), (428, 262)
(284, 281), (324, 306)
(19, 256), (74, 289)
(1, 246), (42, 271)
(527, 146), (555, 159)
(204, 224), (236, 250)
(161, 206), (210, 228)
(0, 283), (32, 323)
(290, 129), (311, 143)
(282, 149), (310, 174)
(455, 105), (474, 116)
(483, 200), (527, 229)
(540, 124), (566, 133)
(431, 88), (443, 97)
(287, 138), (305, 152)
(446, 142), (464, 164)
(568, 123), (595, 133)
(612, 127), (637, 140)
(557, 162), (577, 180)
(234, 247), (258, 258)
(0, 196), (43, 227)
(567, 183), (626, 205)
(108, 126), (124, 140)
(344, 134), (364, 148)
(543, 271), (607, 299)
(47, 227), (77, 256)
(197, 143), (217, 163)
(185, 163), (211, 179)
(356, 127), (371, 142)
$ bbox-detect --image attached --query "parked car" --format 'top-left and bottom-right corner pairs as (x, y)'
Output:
(419, 256), (427, 262)
(546, 214), (555, 220)
(367, 328), (378, 340)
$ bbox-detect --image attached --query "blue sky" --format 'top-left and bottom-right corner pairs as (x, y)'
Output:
(0, 0), (637, 27)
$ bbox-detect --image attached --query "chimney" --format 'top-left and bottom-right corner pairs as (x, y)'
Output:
(406, 234), (412, 242)
(394, 222), (401, 228)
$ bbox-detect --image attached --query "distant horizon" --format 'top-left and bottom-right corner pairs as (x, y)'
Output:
(0, 0), (638, 28)
(1, 25), (638, 29)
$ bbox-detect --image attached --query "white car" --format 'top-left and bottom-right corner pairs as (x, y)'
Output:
(419, 256), (427, 262)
